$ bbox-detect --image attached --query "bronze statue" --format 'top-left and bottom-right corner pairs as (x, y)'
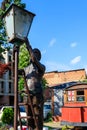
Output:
(19, 38), (46, 130)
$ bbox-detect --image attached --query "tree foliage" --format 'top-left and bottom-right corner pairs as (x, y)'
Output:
(19, 44), (30, 69)
(1, 107), (14, 125)
(81, 78), (87, 83)
(42, 77), (48, 90)
(18, 43), (30, 91)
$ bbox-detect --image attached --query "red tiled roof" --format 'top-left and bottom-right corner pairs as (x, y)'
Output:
(44, 69), (86, 87)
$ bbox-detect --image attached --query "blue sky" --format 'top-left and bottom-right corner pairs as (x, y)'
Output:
(0, 0), (87, 73)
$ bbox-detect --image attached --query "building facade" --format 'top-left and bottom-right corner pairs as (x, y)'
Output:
(0, 49), (14, 106)
(43, 69), (87, 120)
(61, 83), (87, 126)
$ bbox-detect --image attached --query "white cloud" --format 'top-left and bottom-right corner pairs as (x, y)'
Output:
(70, 42), (77, 48)
(41, 49), (46, 55)
(49, 38), (56, 47)
(70, 56), (81, 65)
(45, 61), (70, 72)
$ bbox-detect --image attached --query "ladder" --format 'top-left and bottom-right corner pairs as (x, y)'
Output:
(18, 74), (39, 130)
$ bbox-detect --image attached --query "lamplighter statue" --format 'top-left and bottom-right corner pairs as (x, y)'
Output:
(19, 38), (45, 130)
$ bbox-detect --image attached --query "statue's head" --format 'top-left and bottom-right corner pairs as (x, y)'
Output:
(33, 48), (41, 61)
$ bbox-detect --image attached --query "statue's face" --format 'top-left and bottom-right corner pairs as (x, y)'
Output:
(33, 48), (41, 61)
(34, 51), (41, 61)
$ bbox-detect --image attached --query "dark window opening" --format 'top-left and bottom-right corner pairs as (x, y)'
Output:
(9, 83), (11, 93)
(76, 90), (85, 102)
(77, 91), (84, 95)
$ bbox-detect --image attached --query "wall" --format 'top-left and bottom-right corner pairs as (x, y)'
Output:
(62, 106), (87, 123)
(53, 89), (63, 116)
(44, 69), (86, 87)
(0, 50), (14, 106)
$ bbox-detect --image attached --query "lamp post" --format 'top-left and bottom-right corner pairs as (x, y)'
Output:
(2, 4), (35, 130)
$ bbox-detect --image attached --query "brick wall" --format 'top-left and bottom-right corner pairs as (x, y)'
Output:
(44, 69), (86, 86)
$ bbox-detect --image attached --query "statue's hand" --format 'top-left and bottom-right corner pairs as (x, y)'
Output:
(24, 37), (30, 45)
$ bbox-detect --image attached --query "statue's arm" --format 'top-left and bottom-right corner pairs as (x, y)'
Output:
(25, 38), (33, 58)
(25, 38), (45, 73)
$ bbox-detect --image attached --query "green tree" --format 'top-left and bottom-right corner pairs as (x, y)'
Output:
(18, 43), (30, 91)
(1, 108), (14, 125)
(82, 78), (87, 83)
(19, 44), (30, 69)
(42, 77), (48, 90)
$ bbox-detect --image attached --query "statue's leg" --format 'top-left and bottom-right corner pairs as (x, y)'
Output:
(33, 93), (44, 130)
(27, 95), (36, 129)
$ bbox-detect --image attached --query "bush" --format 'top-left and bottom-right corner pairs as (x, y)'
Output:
(44, 112), (53, 122)
(1, 108), (14, 125)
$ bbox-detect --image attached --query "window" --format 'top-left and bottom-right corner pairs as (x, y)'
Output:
(67, 91), (75, 102)
(0, 81), (4, 93)
(9, 69), (11, 79)
(76, 90), (85, 102)
(9, 55), (11, 62)
(9, 82), (11, 93)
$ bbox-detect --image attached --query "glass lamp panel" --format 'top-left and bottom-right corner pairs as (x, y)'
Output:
(4, 8), (14, 42)
(14, 6), (34, 41)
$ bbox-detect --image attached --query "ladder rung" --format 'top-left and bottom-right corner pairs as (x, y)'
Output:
(19, 115), (39, 119)
(20, 116), (33, 119)
(18, 103), (27, 105)
(18, 102), (31, 106)
(18, 103), (39, 108)
(18, 90), (29, 94)
(18, 90), (36, 96)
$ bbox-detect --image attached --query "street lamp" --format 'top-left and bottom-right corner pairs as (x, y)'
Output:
(2, 4), (35, 130)
(3, 4), (35, 44)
